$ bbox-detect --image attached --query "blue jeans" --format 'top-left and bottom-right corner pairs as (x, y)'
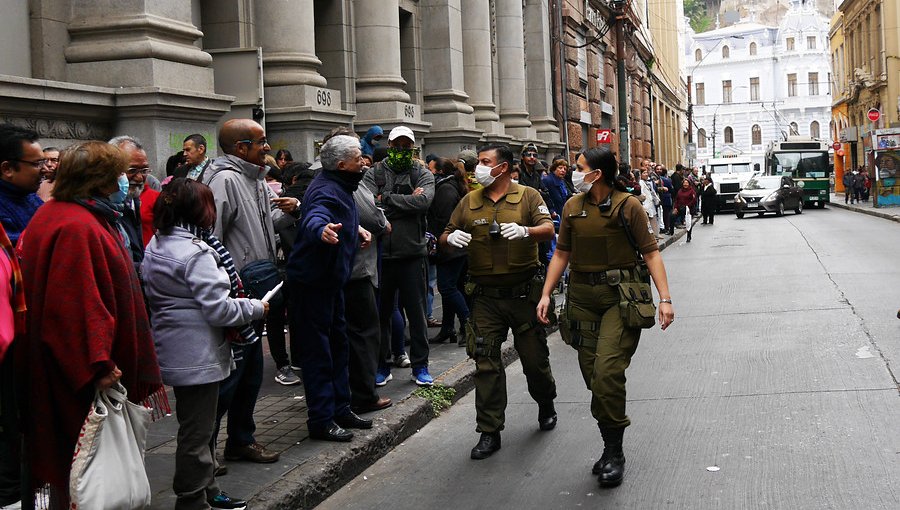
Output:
(437, 256), (469, 336)
(426, 260), (437, 318)
(212, 331), (264, 449)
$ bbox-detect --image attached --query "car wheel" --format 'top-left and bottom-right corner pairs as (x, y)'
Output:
(736, 212), (744, 219)
(776, 202), (784, 216)
(795, 199), (803, 214)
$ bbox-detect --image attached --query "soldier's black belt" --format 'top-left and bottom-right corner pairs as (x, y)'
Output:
(570, 268), (635, 286)
(473, 281), (531, 299)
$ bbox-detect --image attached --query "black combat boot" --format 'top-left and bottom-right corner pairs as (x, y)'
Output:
(428, 329), (457, 344)
(470, 432), (501, 460)
(594, 427), (626, 488)
(537, 402), (557, 431)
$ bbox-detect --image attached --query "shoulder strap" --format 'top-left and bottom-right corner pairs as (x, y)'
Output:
(196, 159), (212, 183)
(617, 196), (644, 261)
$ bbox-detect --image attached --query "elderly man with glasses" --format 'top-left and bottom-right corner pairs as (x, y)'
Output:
(0, 124), (45, 247)
(108, 136), (160, 269)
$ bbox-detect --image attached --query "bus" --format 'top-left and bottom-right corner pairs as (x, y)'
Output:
(705, 156), (756, 211)
(764, 137), (831, 208)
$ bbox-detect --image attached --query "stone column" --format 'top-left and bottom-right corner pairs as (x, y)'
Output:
(461, 0), (505, 138)
(524, 0), (560, 143)
(353, 0), (428, 138)
(495, 0), (533, 139)
(420, 0), (482, 156)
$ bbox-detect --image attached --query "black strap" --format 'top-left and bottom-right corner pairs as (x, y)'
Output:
(617, 196), (645, 263)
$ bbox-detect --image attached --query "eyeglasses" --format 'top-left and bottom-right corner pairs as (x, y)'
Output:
(523, 152), (537, 158)
(46, 158), (59, 164)
(127, 167), (151, 175)
(237, 138), (269, 147)
(12, 158), (47, 168)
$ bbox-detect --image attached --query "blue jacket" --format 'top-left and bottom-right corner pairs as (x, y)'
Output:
(287, 170), (360, 288)
(0, 179), (43, 245)
(541, 173), (570, 217)
(659, 176), (674, 207)
(360, 126), (383, 157)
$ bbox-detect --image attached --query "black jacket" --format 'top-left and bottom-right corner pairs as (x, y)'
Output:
(700, 184), (717, 214)
(427, 175), (467, 262)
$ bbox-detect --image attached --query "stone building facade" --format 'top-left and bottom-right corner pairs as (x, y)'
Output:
(0, 0), (565, 175)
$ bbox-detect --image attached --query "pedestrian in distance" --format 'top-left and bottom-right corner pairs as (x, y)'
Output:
(287, 135), (374, 442)
(842, 170), (854, 204)
(674, 179), (698, 242)
(142, 178), (268, 510)
(657, 166), (674, 235)
(441, 143), (559, 461)
(700, 175), (717, 225)
(536, 147), (675, 488)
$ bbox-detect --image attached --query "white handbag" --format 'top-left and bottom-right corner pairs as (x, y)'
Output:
(69, 382), (152, 509)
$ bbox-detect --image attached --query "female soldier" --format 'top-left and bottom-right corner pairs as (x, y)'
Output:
(536, 147), (674, 488)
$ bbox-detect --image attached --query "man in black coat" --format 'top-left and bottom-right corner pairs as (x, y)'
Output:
(700, 175), (717, 225)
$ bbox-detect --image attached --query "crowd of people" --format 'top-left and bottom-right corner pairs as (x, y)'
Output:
(0, 118), (684, 509)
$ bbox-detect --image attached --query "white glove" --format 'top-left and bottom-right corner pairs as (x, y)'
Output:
(500, 222), (527, 240)
(447, 230), (472, 248)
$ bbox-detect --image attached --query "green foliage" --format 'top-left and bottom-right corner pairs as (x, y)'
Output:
(684, 0), (713, 33)
(413, 385), (456, 416)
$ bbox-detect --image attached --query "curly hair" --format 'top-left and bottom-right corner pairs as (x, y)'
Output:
(52, 141), (129, 201)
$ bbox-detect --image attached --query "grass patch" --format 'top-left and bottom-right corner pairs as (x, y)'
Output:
(412, 385), (456, 416)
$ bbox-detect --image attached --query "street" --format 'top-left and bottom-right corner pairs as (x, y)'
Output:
(318, 207), (900, 510)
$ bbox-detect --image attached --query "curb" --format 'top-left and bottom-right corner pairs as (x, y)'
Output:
(827, 200), (900, 224)
(250, 225), (686, 510)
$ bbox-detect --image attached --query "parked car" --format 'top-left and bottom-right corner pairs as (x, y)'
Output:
(734, 176), (804, 218)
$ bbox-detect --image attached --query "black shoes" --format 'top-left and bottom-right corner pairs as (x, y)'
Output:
(334, 411), (373, 429)
(309, 422), (354, 442)
(686, 230), (692, 242)
(596, 426), (626, 487)
(428, 330), (457, 344)
(470, 432), (501, 460)
(537, 403), (557, 431)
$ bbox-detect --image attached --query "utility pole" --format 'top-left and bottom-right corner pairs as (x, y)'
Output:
(712, 114), (716, 157)
(612, 0), (629, 167)
(687, 75), (693, 144)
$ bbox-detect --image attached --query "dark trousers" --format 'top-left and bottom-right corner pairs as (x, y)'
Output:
(436, 256), (470, 336)
(173, 383), (220, 510)
(702, 209), (715, 224)
(211, 334), (263, 450)
(379, 257), (429, 369)
(345, 279), (381, 406)
(289, 281), (351, 430)
(662, 204), (673, 234)
(265, 298), (298, 370)
(0, 353), (20, 507)
(390, 302), (406, 358)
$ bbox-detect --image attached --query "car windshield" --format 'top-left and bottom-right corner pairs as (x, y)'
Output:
(744, 177), (781, 190)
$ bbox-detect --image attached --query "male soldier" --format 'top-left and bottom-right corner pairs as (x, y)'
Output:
(441, 143), (558, 460)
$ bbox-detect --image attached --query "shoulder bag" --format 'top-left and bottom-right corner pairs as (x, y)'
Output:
(617, 198), (657, 329)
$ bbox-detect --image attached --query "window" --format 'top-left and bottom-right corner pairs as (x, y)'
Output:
(697, 129), (707, 148)
(575, 31), (588, 82)
(787, 73), (797, 97)
(724, 126), (734, 144)
(790, 122), (799, 135)
(722, 46), (730, 58)
(722, 80), (732, 104)
(749, 42), (757, 56)
(752, 124), (762, 145)
(750, 77), (759, 101)
(807, 36), (816, 50)
(695, 48), (702, 62)
(810, 121), (820, 139)
(696, 83), (705, 105)
(808, 72), (818, 95)
(786, 37), (795, 50)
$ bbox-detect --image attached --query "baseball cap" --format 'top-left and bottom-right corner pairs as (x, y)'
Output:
(522, 143), (538, 154)
(388, 126), (416, 144)
(457, 149), (478, 168)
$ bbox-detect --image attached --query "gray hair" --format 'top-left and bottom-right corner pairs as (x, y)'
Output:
(108, 135), (144, 151)
(320, 135), (361, 170)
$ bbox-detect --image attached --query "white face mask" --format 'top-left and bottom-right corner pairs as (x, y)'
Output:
(571, 169), (597, 193)
(475, 163), (501, 187)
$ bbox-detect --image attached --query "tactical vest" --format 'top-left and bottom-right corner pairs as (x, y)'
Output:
(567, 190), (640, 272)
(462, 184), (541, 276)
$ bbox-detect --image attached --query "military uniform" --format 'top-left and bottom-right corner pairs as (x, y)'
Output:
(557, 190), (657, 429)
(445, 183), (557, 434)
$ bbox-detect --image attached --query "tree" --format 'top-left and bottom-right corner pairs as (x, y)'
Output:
(684, 0), (713, 33)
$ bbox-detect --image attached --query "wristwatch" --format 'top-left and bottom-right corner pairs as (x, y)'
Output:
(523, 227), (530, 238)
(659, 298), (672, 304)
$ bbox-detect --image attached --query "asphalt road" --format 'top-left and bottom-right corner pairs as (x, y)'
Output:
(318, 207), (900, 510)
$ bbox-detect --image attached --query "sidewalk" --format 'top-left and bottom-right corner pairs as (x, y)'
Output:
(829, 192), (900, 223)
(145, 230), (689, 510)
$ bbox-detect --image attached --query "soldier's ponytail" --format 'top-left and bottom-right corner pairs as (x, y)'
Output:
(582, 147), (628, 192)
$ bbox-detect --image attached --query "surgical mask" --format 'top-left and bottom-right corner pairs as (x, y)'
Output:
(109, 174), (129, 204)
(511, 179), (519, 185)
(387, 148), (413, 171)
(571, 169), (597, 193)
(475, 163), (501, 187)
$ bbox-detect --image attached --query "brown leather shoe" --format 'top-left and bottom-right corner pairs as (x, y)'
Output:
(223, 442), (279, 463)
(352, 397), (392, 414)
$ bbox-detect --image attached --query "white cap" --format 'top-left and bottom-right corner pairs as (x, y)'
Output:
(388, 126), (415, 144)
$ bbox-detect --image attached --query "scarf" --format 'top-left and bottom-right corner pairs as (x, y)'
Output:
(74, 196), (133, 261)
(178, 223), (259, 345)
(0, 224), (25, 354)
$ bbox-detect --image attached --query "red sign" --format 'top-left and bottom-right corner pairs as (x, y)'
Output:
(867, 108), (881, 122)
(596, 129), (612, 144)
(832, 142), (841, 150)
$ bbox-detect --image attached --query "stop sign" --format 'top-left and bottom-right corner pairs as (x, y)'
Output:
(832, 142), (841, 150)
(867, 108), (881, 122)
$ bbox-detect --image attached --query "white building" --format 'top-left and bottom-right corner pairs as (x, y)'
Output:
(683, 1), (832, 170)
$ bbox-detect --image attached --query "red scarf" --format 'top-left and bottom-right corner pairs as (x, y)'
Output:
(0, 223), (24, 359)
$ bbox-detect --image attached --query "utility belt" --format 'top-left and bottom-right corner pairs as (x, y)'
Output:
(569, 267), (640, 286)
(462, 274), (547, 359)
(465, 280), (532, 299)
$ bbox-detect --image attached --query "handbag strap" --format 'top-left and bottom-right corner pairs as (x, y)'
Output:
(617, 196), (645, 263)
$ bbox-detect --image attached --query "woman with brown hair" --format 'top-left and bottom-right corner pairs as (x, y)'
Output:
(16, 141), (169, 508)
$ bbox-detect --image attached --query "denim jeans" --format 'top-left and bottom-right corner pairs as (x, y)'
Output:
(436, 256), (469, 336)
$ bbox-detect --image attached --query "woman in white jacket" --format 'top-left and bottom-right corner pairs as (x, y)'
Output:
(639, 169), (661, 239)
(142, 178), (268, 510)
